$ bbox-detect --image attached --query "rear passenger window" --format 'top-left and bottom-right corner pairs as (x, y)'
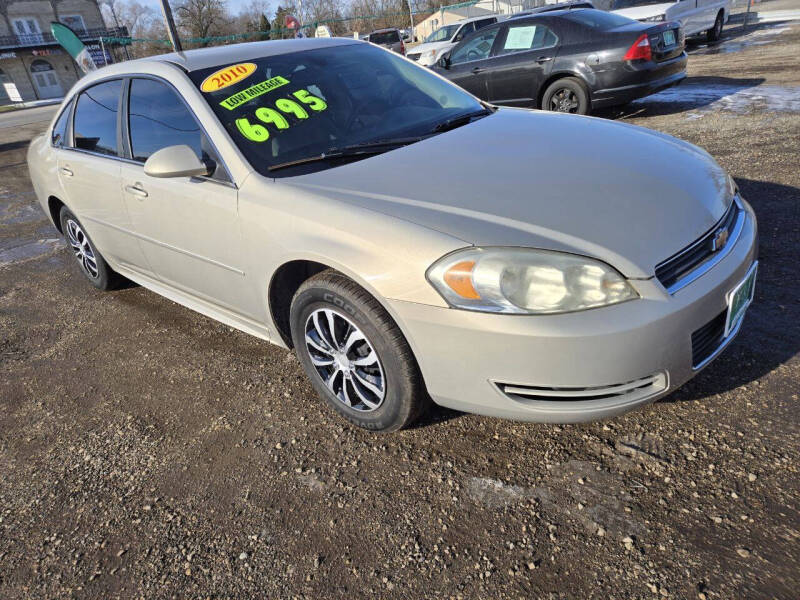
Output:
(128, 78), (226, 180)
(498, 24), (558, 55)
(73, 80), (122, 156)
(51, 99), (72, 147)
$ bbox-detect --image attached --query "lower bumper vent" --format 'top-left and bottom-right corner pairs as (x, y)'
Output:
(691, 309), (727, 368)
(496, 373), (668, 403)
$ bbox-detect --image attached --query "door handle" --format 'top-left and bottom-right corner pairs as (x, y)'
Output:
(59, 166), (73, 177)
(125, 183), (148, 198)
(471, 67), (484, 74)
(536, 56), (553, 63)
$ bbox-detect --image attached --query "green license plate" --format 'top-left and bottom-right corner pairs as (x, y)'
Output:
(663, 30), (676, 46)
(725, 262), (757, 337)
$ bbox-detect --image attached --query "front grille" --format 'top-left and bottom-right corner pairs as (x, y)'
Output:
(496, 373), (667, 403)
(691, 310), (727, 368)
(407, 53), (421, 61)
(656, 199), (741, 293)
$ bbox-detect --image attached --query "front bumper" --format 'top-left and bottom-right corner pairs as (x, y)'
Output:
(387, 199), (758, 423)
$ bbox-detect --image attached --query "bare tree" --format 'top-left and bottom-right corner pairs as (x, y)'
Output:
(175, 0), (231, 45)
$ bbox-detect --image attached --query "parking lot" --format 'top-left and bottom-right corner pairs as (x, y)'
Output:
(1, 18), (799, 600)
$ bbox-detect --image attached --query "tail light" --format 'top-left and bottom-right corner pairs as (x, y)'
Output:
(624, 33), (652, 61)
(400, 40), (405, 55)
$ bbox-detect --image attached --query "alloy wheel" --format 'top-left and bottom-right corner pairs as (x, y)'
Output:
(304, 308), (386, 412)
(550, 88), (579, 113)
(65, 219), (99, 279)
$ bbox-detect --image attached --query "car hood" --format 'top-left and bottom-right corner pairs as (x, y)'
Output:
(291, 108), (731, 278)
(612, 3), (673, 19)
(410, 41), (451, 55)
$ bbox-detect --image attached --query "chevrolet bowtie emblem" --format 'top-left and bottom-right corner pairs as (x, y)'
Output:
(711, 227), (729, 252)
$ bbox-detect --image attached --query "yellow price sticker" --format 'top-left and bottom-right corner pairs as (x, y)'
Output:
(201, 63), (257, 93)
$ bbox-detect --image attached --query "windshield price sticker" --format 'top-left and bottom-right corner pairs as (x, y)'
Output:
(219, 75), (290, 110)
(235, 89), (328, 143)
(201, 63), (257, 93)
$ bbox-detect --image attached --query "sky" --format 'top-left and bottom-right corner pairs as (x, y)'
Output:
(138, 0), (280, 18)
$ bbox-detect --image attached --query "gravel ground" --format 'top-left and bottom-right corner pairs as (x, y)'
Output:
(1, 21), (798, 600)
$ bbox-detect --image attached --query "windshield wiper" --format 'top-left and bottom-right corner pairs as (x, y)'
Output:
(267, 136), (427, 172)
(430, 107), (495, 134)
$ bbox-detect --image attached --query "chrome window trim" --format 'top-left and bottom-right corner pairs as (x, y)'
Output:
(59, 146), (237, 190)
(658, 195), (746, 295)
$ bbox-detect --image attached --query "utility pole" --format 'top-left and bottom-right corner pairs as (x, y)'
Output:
(159, 0), (183, 52)
(104, 0), (130, 60)
(408, 0), (415, 42)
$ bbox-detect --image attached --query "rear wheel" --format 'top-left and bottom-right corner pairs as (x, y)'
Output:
(59, 206), (124, 290)
(290, 270), (429, 432)
(541, 77), (590, 115)
(707, 11), (724, 42)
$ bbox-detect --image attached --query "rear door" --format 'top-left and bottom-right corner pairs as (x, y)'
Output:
(444, 25), (503, 99)
(57, 78), (147, 270)
(486, 20), (560, 106)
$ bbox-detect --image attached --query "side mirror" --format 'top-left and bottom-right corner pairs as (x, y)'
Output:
(143, 145), (212, 179)
(438, 53), (451, 69)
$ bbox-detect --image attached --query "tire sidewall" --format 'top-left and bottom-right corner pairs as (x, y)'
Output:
(290, 284), (415, 432)
(542, 78), (589, 115)
(59, 207), (110, 290)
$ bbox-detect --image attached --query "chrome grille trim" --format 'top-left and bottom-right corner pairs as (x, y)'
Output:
(656, 195), (745, 295)
(496, 373), (667, 403)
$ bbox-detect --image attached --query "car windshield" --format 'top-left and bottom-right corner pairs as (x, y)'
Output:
(370, 30), (400, 44)
(425, 24), (460, 42)
(190, 43), (484, 177)
(613, 0), (670, 8)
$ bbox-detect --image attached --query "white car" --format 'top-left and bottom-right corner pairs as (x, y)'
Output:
(406, 15), (499, 66)
(611, 0), (730, 41)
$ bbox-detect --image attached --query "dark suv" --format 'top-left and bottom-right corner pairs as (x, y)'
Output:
(368, 28), (405, 55)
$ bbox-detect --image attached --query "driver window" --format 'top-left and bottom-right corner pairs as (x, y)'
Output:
(450, 27), (500, 65)
(128, 77), (228, 182)
(454, 22), (474, 42)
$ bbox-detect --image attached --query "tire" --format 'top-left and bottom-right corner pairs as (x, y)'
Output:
(59, 206), (124, 290)
(541, 77), (590, 115)
(707, 11), (723, 42)
(290, 270), (429, 432)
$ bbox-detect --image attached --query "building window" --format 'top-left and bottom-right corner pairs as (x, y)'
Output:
(12, 18), (44, 44)
(30, 60), (64, 100)
(60, 15), (87, 34)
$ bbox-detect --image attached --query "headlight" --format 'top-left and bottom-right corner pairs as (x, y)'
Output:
(422, 50), (437, 61)
(427, 248), (639, 314)
(642, 14), (666, 22)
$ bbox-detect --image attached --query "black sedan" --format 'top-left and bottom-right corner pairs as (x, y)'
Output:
(431, 9), (687, 115)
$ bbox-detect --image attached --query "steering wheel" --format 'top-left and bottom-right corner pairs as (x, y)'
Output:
(342, 97), (377, 133)
(396, 87), (438, 109)
(467, 49), (481, 61)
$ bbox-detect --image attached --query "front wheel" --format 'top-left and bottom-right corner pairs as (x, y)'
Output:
(707, 12), (724, 42)
(290, 270), (429, 432)
(541, 77), (590, 115)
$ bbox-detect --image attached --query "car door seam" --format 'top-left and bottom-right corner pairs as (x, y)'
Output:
(81, 214), (245, 276)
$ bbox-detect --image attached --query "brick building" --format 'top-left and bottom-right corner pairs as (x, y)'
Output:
(0, 0), (127, 105)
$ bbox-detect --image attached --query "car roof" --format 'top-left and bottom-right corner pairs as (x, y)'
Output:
(456, 14), (499, 24)
(370, 27), (400, 33)
(142, 37), (359, 72)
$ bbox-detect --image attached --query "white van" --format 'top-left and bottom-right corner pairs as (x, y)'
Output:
(611, 0), (731, 41)
(407, 15), (500, 66)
